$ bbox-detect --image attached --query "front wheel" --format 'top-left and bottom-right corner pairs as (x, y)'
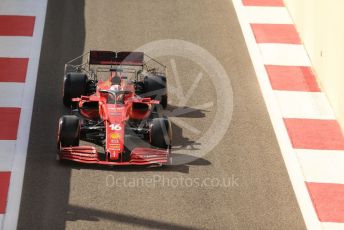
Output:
(58, 115), (80, 148)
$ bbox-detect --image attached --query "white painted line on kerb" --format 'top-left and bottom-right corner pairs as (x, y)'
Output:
(322, 222), (344, 230)
(296, 149), (344, 184)
(274, 91), (336, 120)
(0, 83), (24, 108)
(2, 0), (48, 229)
(231, 0), (322, 229)
(258, 44), (312, 66)
(245, 6), (293, 24)
(0, 141), (16, 172)
(0, 37), (33, 58)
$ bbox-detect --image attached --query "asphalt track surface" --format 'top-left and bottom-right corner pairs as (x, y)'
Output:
(18, 0), (306, 229)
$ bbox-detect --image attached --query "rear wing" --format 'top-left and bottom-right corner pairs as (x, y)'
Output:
(89, 51), (144, 66)
(64, 50), (167, 80)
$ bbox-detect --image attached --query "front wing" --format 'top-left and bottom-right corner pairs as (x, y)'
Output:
(59, 146), (169, 165)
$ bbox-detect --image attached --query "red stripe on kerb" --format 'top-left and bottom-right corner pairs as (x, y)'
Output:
(251, 24), (301, 44)
(307, 182), (344, 222)
(0, 58), (28, 82)
(284, 118), (344, 150)
(242, 0), (284, 7)
(0, 15), (35, 36)
(265, 65), (320, 92)
(0, 172), (11, 213)
(0, 108), (21, 140)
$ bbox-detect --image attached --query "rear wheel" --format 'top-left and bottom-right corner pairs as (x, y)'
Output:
(160, 95), (168, 109)
(58, 115), (80, 147)
(144, 75), (168, 109)
(150, 117), (172, 149)
(149, 104), (163, 119)
(63, 72), (87, 106)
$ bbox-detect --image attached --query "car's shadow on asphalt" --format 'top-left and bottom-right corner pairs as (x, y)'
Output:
(164, 104), (209, 118)
(64, 204), (199, 230)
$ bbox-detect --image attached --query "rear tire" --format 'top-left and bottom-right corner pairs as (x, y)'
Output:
(58, 115), (80, 147)
(144, 75), (168, 109)
(63, 72), (87, 106)
(150, 117), (172, 149)
(160, 95), (168, 109)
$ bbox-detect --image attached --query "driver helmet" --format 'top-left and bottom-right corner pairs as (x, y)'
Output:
(111, 76), (121, 85)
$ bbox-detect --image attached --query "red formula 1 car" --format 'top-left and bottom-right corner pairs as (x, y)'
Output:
(57, 51), (172, 166)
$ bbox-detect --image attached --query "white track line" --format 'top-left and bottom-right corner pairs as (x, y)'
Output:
(258, 44), (312, 66)
(0, 37), (33, 58)
(296, 149), (344, 184)
(0, 141), (16, 171)
(232, 0), (322, 229)
(2, 0), (48, 229)
(0, 83), (24, 108)
(274, 91), (336, 120)
(245, 6), (293, 24)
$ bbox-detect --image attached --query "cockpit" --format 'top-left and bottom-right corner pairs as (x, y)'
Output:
(107, 90), (125, 104)
(99, 89), (131, 104)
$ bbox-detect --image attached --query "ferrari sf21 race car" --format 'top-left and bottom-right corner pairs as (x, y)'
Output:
(57, 51), (172, 166)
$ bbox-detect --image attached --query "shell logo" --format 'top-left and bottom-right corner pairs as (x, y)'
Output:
(110, 133), (121, 139)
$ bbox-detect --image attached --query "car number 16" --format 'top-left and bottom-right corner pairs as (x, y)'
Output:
(109, 124), (122, 131)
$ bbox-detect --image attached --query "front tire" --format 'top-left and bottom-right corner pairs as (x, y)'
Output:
(58, 115), (80, 147)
